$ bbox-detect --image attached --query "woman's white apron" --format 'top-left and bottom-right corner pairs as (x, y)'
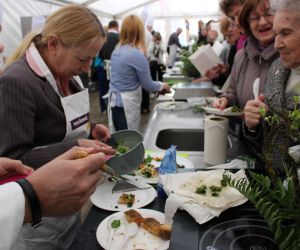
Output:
(108, 86), (142, 132)
(12, 43), (90, 250)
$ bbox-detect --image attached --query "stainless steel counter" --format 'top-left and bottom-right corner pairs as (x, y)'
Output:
(143, 103), (208, 168)
(143, 102), (244, 168)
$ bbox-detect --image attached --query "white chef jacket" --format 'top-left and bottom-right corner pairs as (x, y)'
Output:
(0, 182), (25, 250)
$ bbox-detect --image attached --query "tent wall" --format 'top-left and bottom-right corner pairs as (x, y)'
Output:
(0, 0), (59, 57)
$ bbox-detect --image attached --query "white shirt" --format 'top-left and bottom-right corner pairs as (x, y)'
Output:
(286, 66), (300, 93)
(0, 182), (25, 250)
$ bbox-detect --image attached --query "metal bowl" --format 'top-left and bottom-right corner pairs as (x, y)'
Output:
(106, 129), (145, 176)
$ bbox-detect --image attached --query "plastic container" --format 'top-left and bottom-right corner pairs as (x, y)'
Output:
(157, 145), (177, 199)
(106, 130), (145, 176)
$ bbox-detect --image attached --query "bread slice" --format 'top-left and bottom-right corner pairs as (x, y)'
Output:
(142, 217), (161, 237)
(124, 209), (144, 225)
(159, 224), (172, 240)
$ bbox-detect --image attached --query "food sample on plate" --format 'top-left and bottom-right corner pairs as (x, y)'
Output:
(118, 193), (135, 207)
(124, 209), (144, 225)
(229, 105), (243, 113)
(132, 154), (186, 179)
(124, 209), (172, 240)
(134, 154), (161, 178)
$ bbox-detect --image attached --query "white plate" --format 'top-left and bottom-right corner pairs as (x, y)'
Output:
(203, 106), (244, 117)
(96, 209), (169, 250)
(157, 101), (190, 111)
(122, 151), (194, 184)
(90, 180), (156, 211)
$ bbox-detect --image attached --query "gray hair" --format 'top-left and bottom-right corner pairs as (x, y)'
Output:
(270, 0), (300, 12)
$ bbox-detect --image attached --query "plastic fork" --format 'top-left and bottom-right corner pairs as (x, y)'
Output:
(115, 222), (139, 250)
(253, 78), (260, 100)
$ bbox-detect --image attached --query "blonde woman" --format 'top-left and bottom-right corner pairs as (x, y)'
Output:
(108, 15), (170, 132)
(0, 5), (115, 250)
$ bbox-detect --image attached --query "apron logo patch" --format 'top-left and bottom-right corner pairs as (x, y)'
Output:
(71, 113), (90, 130)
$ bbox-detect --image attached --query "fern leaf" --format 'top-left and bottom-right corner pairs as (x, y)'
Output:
(279, 228), (296, 250)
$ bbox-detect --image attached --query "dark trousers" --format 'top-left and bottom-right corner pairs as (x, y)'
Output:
(112, 106), (128, 131)
(150, 60), (163, 81)
(96, 66), (109, 112)
(141, 88), (150, 111)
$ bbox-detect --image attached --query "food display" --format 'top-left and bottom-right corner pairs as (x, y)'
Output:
(124, 209), (171, 240)
(118, 193), (135, 207)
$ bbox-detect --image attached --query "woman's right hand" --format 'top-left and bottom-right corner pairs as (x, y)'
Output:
(244, 94), (268, 131)
(77, 139), (115, 155)
(159, 82), (171, 95)
(212, 97), (228, 110)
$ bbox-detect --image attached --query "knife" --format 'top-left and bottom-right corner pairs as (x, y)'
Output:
(111, 179), (151, 193)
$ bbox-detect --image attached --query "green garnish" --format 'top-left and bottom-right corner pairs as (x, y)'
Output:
(209, 185), (222, 192)
(111, 219), (121, 228)
(196, 185), (207, 194)
(192, 104), (205, 113)
(231, 105), (243, 112)
(144, 155), (153, 164)
(211, 192), (219, 197)
(220, 179), (227, 187)
(127, 194), (134, 207)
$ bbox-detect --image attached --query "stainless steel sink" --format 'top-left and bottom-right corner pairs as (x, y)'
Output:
(156, 129), (204, 151)
(155, 128), (231, 152)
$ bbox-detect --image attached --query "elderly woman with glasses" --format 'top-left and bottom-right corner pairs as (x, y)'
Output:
(213, 0), (279, 110)
(244, 0), (300, 177)
(0, 5), (115, 250)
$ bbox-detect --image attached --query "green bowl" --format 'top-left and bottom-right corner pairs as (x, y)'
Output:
(106, 130), (145, 176)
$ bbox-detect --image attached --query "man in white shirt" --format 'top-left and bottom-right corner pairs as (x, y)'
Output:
(0, 147), (105, 250)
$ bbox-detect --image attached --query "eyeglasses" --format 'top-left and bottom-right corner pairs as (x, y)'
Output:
(248, 10), (274, 23)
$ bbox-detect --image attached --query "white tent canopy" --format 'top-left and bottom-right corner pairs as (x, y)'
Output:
(36, 0), (221, 19)
(0, 0), (222, 56)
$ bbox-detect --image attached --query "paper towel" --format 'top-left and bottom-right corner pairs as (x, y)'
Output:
(204, 116), (228, 165)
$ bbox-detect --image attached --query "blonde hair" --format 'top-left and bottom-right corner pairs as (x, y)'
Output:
(119, 15), (146, 54)
(6, 5), (105, 68)
(219, 16), (231, 35)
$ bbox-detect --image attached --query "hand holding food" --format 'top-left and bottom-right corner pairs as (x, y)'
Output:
(26, 146), (105, 217)
(159, 82), (171, 95)
(213, 97), (228, 110)
(244, 94), (268, 131)
(74, 149), (115, 176)
(77, 139), (115, 155)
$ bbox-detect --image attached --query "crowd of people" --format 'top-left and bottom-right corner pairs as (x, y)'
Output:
(0, 0), (299, 248)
